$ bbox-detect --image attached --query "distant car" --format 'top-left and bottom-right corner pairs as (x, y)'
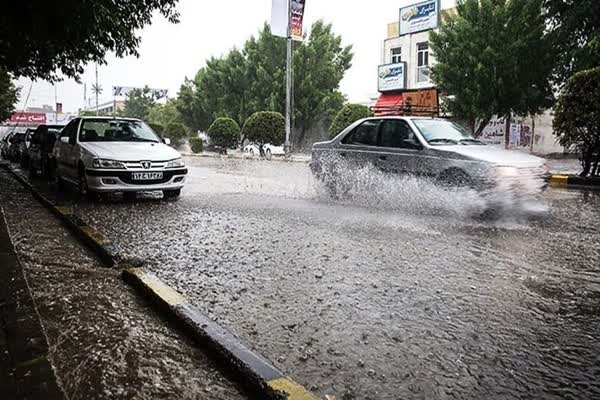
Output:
(0, 133), (13, 159)
(7, 132), (26, 162)
(28, 125), (62, 178)
(243, 143), (285, 159)
(310, 116), (548, 200)
(53, 116), (187, 199)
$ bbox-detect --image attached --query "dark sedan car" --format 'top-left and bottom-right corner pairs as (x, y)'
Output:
(1, 133), (13, 159)
(7, 132), (26, 161)
(28, 125), (62, 178)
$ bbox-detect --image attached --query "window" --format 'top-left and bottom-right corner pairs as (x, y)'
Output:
(416, 42), (430, 83)
(342, 120), (380, 146)
(61, 119), (79, 145)
(79, 119), (160, 143)
(380, 120), (420, 149)
(391, 47), (402, 64)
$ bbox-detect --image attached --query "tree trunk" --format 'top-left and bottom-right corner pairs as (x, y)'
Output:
(580, 147), (592, 177)
(474, 116), (492, 138)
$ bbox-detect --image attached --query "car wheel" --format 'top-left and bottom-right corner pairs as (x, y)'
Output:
(265, 148), (272, 160)
(78, 169), (97, 200)
(163, 189), (181, 199)
(249, 148), (254, 156)
(55, 168), (66, 189)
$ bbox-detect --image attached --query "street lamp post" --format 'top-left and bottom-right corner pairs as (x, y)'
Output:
(284, 0), (293, 157)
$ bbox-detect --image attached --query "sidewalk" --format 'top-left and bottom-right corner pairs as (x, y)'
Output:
(0, 204), (64, 400)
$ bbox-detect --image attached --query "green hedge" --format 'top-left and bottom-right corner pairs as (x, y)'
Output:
(329, 104), (373, 138)
(190, 137), (204, 153)
(207, 117), (240, 153)
(242, 111), (285, 146)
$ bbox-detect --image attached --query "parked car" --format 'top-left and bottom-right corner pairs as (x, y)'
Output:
(28, 125), (62, 178)
(7, 132), (26, 162)
(18, 128), (37, 168)
(243, 143), (285, 159)
(53, 117), (187, 199)
(310, 116), (548, 200)
(0, 132), (13, 159)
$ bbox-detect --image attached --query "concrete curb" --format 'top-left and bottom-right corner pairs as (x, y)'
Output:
(182, 152), (311, 164)
(0, 162), (318, 400)
(122, 268), (318, 400)
(548, 174), (600, 188)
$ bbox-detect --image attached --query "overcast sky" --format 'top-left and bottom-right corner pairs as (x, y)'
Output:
(16, 0), (456, 113)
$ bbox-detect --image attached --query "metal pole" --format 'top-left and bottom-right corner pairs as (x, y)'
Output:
(284, 0), (292, 156)
(95, 64), (99, 116)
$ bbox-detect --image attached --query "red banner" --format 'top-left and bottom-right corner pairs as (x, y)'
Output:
(290, 0), (306, 41)
(8, 112), (46, 124)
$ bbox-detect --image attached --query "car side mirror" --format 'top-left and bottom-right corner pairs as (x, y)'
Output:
(60, 136), (69, 144)
(163, 137), (171, 145)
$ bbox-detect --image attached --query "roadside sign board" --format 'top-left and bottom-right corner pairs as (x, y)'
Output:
(378, 62), (407, 92)
(400, 0), (439, 35)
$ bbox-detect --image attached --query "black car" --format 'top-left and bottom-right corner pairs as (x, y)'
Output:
(7, 132), (26, 162)
(1, 133), (13, 159)
(28, 125), (62, 178)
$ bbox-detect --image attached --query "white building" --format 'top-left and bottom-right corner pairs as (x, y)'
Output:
(375, 0), (565, 155)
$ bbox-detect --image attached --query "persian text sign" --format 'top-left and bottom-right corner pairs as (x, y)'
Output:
(400, 0), (439, 35)
(8, 112), (46, 124)
(378, 63), (407, 92)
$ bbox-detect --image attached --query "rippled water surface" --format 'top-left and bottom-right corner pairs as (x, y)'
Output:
(8, 158), (600, 399)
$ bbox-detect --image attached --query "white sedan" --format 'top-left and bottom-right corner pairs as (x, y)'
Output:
(243, 143), (285, 159)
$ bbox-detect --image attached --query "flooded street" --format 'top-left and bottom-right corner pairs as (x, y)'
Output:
(5, 156), (600, 399)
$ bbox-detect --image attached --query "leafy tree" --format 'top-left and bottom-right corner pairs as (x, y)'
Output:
(207, 117), (240, 154)
(329, 104), (373, 138)
(0, 1), (179, 81)
(0, 69), (20, 122)
(190, 137), (204, 153)
(430, 0), (554, 139)
(242, 111), (285, 156)
(148, 123), (165, 137)
(121, 87), (157, 120)
(164, 122), (187, 148)
(292, 21), (353, 147)
(553, 67), (600, 177)
(545, 0), (600, 85)
(177, 21), (352, 149)
(147, 99), (182, 129)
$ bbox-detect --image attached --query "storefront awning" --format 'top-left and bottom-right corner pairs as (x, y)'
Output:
(373, 93), (404, 116)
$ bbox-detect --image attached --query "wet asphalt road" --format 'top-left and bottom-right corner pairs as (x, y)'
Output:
(11, 157), (600, 399)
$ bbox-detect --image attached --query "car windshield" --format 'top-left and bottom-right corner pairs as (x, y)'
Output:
(412, 119), (483, 145)
(79, 119), (160, 143)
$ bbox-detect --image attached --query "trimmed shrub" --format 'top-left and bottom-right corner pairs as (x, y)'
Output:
(553, 67), (600, 177)
(163, 122), (187, 148)
(242, 112), (285, 154)
(329, 104), (373, 138)
(207, 117), (240, 154)
(190, 137), (204, 153)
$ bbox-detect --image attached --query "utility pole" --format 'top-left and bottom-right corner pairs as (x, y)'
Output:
(284, 0), (293, 157)
(95, 64), (99, 116)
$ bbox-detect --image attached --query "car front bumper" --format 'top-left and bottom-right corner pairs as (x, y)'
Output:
(85, 168), (188, 192)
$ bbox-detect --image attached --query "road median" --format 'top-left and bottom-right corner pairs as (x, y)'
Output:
(548, 174), (600, 189)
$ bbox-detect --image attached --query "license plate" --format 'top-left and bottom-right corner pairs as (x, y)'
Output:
(132, 172), (163, 180)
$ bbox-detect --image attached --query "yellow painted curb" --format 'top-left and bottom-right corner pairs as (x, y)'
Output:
(268, 377), (319, 400)
(80, 226), (110, 245)
(54, 206), (72, 216)
(550, 175), (569, 185)
(127, 268), (186, 306)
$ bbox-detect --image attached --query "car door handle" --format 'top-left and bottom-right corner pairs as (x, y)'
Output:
(379, 155), (387, 161)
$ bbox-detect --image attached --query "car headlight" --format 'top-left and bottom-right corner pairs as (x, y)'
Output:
(494, 166), (519, 177)
(166, 158), (185, 168)
(92, 158), (126, 169)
